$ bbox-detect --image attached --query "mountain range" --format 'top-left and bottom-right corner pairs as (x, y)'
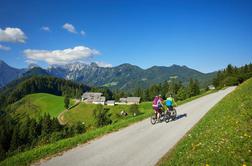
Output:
(0, 60), (26, 88)
(0, 60), (216, 91)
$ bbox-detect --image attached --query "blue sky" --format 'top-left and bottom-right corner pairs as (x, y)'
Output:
(0, 0), (251, 73)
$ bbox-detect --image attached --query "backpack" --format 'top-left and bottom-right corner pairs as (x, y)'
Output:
(153, 97), (158, 105)
(166, 100), (172, 107)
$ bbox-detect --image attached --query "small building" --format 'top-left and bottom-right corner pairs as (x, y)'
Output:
(116, 97), (141, 105)
(126, 97), (141, 105)
(116, 98), (127, 105)
(120, 98), (127, 103)
(81, 92), (106, 105)
(106, 100), (115, 106)
(208, 85), (215, 90)
(93, 96), (106, 105)
(81, 92), (103, 102)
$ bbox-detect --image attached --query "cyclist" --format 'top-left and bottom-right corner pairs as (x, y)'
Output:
(165, 94), (177, 113)
(152, 95), (164, 122)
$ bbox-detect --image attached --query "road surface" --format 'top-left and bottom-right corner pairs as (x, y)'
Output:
(38, 87), (236, 166)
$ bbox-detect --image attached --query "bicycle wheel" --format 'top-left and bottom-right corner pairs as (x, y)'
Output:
(150, 115), (157, 125)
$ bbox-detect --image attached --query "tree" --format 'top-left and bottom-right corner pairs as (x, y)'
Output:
(212, 63), (252, 88)
(134, 88), (143, 99)
(176, 86), (187, 101)
(168, 78), (180, 97)
(93, 105), (112, 127)
(222, 76), (239, 86)
(28, 119), (37, 145)
(226, 64), (234, 75)
(41, 114), (52, 136)
(193, 79), (200, 96)
(161, 81), (169, 98)
(18, 117), (30, 145)
(149, 84), (161, 98)
(143, 89), (151, 101)
(73, 122), (86, 134)
(51, 117), (62, 132)
(10, 126), (20, 151)
(0, 144), (5, 161)
(188, 79), (200, 97)
(64, 96), (70, 109)
(113, 90), (126, 101)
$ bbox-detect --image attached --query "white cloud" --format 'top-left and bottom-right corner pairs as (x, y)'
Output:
(25, 59), (37, 64)
(24, 45), (100, 65)
(41, 26), (50, 32)
(80, 30), (85, 36)
(95, 61), (112, 68)
(62, 23), (77, 33)
(0, 27), (27, 43)
(0, 44), (11, 51)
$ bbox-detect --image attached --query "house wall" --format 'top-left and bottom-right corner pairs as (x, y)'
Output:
(93, 101), (105, 105)
(127, 102), (139, 105)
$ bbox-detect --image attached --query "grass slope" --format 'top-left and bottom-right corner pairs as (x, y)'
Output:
(9, 93), (73, 119)
(62, 103), (153, 128)
(0, 102), (153, 166)
(158, 79), (252, 166)
(0, 90), (214, 166)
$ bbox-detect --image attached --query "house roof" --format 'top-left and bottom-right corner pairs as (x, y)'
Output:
(82, 92), (103, 98)
(93, 96), (106, 102)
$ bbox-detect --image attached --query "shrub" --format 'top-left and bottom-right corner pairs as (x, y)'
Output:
(93, 105), (112, 127)
(64, 96), (70, 109)
(128, 104), (140, 116)
(221, 76), (239, 86)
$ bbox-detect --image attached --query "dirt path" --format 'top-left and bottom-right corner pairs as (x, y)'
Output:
(57, 109), (68, 125)
(57, 99), (80, 125)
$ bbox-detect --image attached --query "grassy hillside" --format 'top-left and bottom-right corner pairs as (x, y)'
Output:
(158, 78), (252, 165)
(9, 93), (73, 119)
(62, 102), (152, 128)
(0, 91), (214, 166)
(63, 103), (96, 126)
(0, 102), (154, 166)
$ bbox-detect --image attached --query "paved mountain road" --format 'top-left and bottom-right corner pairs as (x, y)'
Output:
(38, 87), (236, 166)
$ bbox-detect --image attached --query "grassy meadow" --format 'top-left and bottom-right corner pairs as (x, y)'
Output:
(157, 78), (252, 166)
(0, 90), (217, 166)
(62, 102), (153, 127)
(0, 102), (153, 166)
(8, 93), (74, 119)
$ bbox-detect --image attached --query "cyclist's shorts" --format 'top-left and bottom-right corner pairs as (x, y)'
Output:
(168, 106), (173, 111)
(153, 106), (162, 113)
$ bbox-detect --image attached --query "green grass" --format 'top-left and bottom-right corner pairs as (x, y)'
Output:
(62, 102), (153, 128)
(9, 93), (74, 119)
(62, 89), (215, 128)
(0, 104), (153, 166)
(63, 103), (97, 126)
(0, 90), (215, 166)
(157, 79), (252, 166)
